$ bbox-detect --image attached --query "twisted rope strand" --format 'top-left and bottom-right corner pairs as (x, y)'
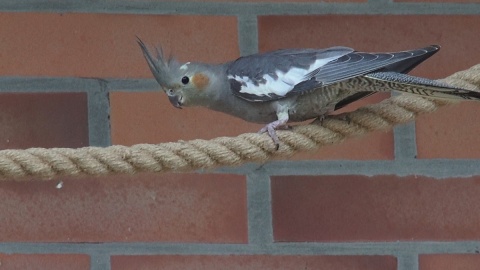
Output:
(1, 64), (479, 180)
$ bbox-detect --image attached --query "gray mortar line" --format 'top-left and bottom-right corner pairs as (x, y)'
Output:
(216, 159), (480, 179)
(394, 121), (418, 160)
(397, 253), (419, 270)
(263, 159), (480, 178)
(392, 92), (418, 160)
(90, 252), (111, 270)
(0, 1), (479, 15)
(0, 77), (161, 92)
(0, 77), (100, 92)
(0, 241), (479, 255)
(369, 0), (392, 3)
(87, 81), (112, 147)
(237, 15), (259, 56)
(247, 169), (274, 245)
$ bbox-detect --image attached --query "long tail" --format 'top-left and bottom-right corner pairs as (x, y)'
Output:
(365, 71), (480, 100)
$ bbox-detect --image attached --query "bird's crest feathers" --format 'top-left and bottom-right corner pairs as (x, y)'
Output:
(137, 37), (183, 89)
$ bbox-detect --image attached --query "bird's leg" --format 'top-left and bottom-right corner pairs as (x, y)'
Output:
(258, 111), (289, 150)
(315, 105), (336, 125)
(258, 119), (288, 150)
(317, 114), (327, 124)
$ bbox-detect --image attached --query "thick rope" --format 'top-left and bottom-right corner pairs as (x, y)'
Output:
(1, 64), (480, 180)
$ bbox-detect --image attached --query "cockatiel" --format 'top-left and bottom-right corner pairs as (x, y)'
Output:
(137, 39), (480, 149)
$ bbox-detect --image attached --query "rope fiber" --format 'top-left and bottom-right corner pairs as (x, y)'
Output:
(2, 64), (480, 180)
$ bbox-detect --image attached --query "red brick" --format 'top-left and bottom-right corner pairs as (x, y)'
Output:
(272, 175), (480, 242)
(0, 173), (247, 242)
(0, 13), (238, 77)
(0, 93), (88, 149)
(110, 92), (264, 144)
(259, 15), (480, 159)
(0, 254), (89, 270)
(420, 254), (480, 270)
(416, 102), (480, 159)
(111, 255), (396, 270)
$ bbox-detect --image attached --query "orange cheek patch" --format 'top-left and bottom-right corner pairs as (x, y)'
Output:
(192, 73), (210, 91)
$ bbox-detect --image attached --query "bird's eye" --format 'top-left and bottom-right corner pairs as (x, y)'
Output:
(181, 76), (189, 85)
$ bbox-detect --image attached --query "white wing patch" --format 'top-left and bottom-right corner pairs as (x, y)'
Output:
(228, 74), (292, 97)
(230, 56), (338, 98)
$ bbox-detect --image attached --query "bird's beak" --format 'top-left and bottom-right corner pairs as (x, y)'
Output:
(168, 94), (183, 109)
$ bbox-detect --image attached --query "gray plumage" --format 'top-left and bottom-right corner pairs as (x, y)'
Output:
(137, 39), (480, 148)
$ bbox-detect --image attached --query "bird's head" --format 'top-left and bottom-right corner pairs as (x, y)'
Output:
(137, 38), (217, 109)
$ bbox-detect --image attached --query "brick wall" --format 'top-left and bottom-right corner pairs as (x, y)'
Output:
(0, 1), (479, 269)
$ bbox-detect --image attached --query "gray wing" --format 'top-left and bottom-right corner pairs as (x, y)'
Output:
(330, 45), (441, 111)
(289, 45), (440, 96)
(227, 47), (354, 102)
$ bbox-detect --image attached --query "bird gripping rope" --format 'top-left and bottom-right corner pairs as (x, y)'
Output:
(138, 40), (480, 149)
(0, 47), (478, 180)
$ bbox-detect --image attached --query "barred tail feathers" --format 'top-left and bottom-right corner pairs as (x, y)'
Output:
(365, 72), (480, 101)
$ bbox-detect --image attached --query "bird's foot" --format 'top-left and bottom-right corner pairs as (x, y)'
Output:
(319, 114), (326, 122)
(315, 107), (337, 125)
(341, 114), (351, 124)
(316, 113), (351, 126)
(333, 112), (351, 124)
(315, 114), (327, 126)
(259, 119), (288, 150)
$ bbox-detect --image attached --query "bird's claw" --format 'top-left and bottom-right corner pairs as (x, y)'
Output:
(318, 114), (326, 125)
(313, 114), (328, 126)
(333, 113), (351, 124)
(341, 114), (351, 124)
(259, 119), (288, 150)
(316, 113), (351, 126)
(258, 125), (280, 150)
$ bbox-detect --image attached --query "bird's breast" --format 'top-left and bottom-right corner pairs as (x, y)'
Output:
(210, 82), (359, 124)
